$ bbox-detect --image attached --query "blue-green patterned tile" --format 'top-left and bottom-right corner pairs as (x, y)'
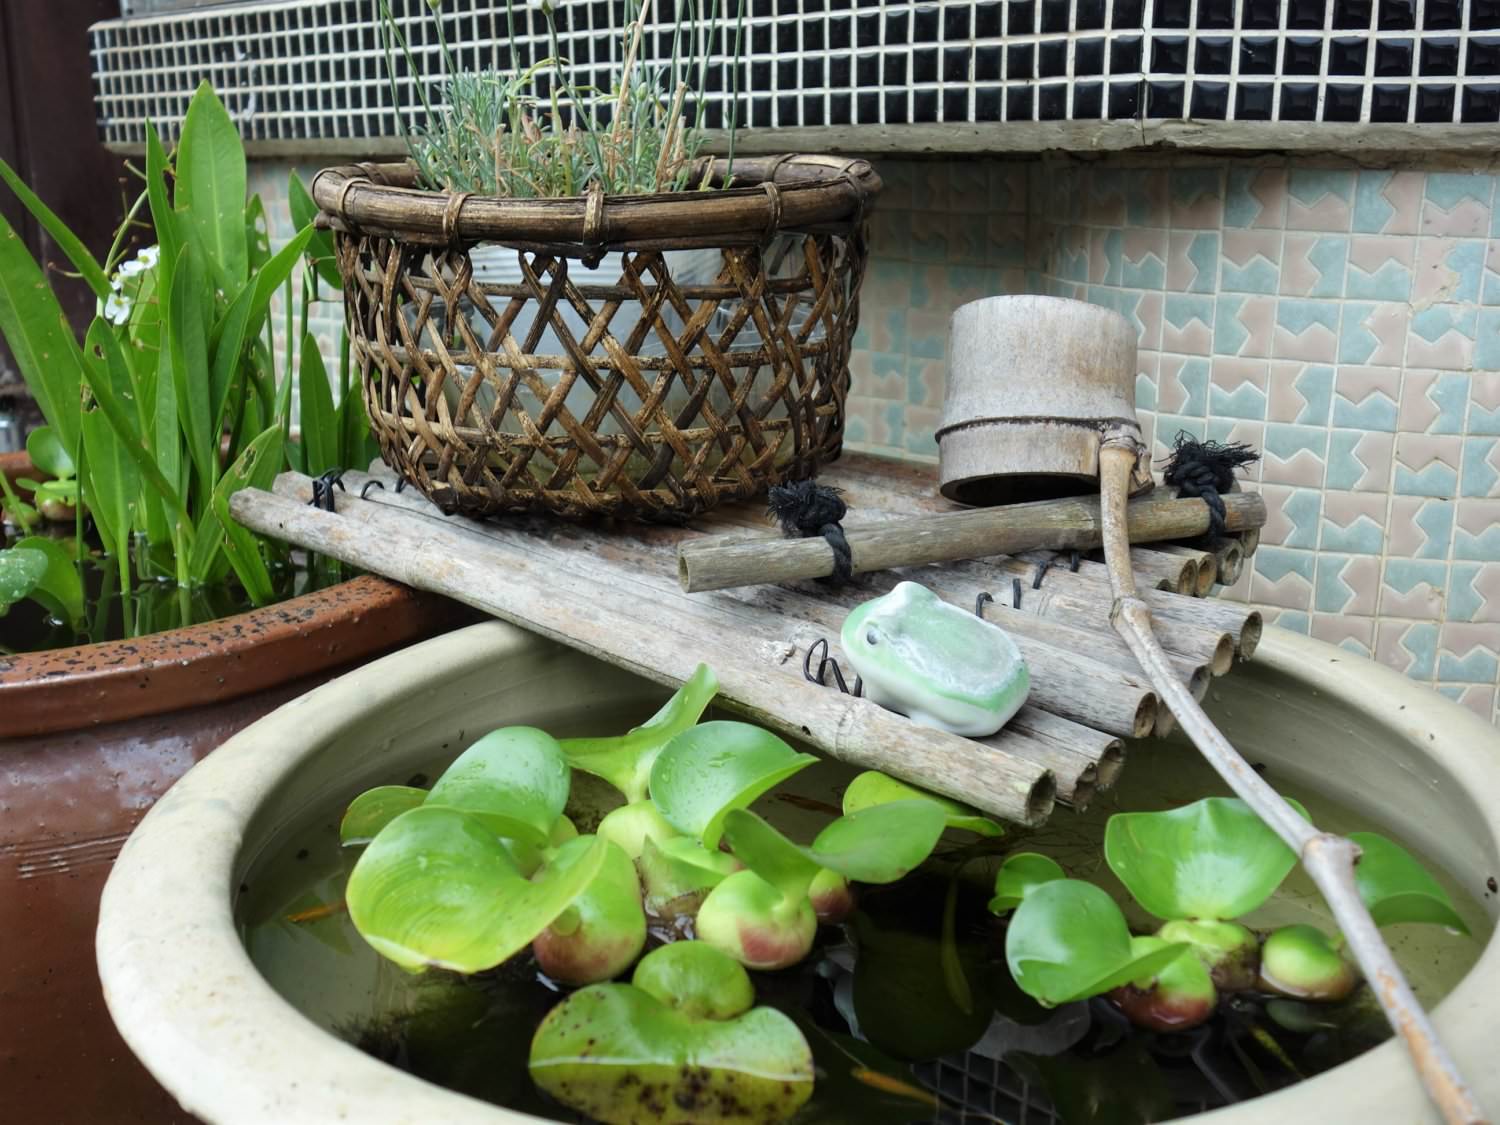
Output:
(1461, 437), (1500, 497)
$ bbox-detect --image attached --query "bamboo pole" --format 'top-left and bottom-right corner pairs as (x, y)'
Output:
(1097, 437), (1484, 1125)
(677, 491), (1267, 593)
(1157, 544), (1219, 595)
(1210, 538), (1246, 587)
(234, 480), (1059, 824)
(1008, 708), (1124, 791)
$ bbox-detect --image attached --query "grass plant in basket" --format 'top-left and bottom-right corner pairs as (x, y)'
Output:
(0, 82), (380, 653)
(315, 0), (880, 520)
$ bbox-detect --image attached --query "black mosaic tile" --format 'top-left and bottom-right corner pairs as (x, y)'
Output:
(1240, 0), (1282, 28)
(1198, 0), (1236, 30)
(913, 89), (938, 121)
(1191, 80), (1229, 117)
(884, 10), (908, 41)
(1240, 37), (1278, 73)
(801, 95), (825, 125)
(1470, 39), (1500, 75)
(1152, 0), (1192, 28)
(1377, 0), (1416, 30)
(1111, 36), (1143, 73)
(1006, 86), (1034, 120)
(1330, 37), (1370, 74)
(1287, 0), (1327, 28)
(777, 93), (799, 122)
(1006, 43), (1033, 80)
(1332, 0), (1374, 26)
(1147, 80), (1185, 115)
(777, 58), (796, 87)
(913, 6), (938, 41)
(856, 53), (878, 85)
(1280, 82), (1320, 119)
(1108, 79), (1142, 117)
(751, 96), (773, 127)
(830, 92), (852, 124)
(1152, 36), (1190, 73)
(912, 48), (937, 83)
(883, 52), (907, 84)
(1112, 0), (1145, 28)
(827, 15), (850, 48)
(855, 14), (877, 46)
(1375, 39), (1413, 76)
(1461, 84), (1500, 120)
(1370, 83), (1411, 119)
(1073, 81), (1104, 117)
(972, 1), (1002, 37)
(1469, 0), (1500, 29)
(883, 90), (907, 123)
(1039, 83), (1068, 118)
(943, 46), (970, 82)
(976, 85), (1003, 121)
(1421, 37), (1460, 75)
(1236, 83), (1274, 118)
(1414, 83), (1456, 120)
(1000, 1), (1028, 35)
(1076, 0), (1107, 31)
(942, 88), (967, 121)
(1039, 39), (1067, 77)
(1041, 0), (1071, 33)
(975, 44), (1002, 79)
(1423, 0), (1463, 29)
(1284, 37), (1325, 74)
(1324, 83), (1365, 119)
(1076, 38), (1106, 75)
(828, 55), (849, 86)
(1196, 37), (1233, 73)
(942, 6), (971, 39)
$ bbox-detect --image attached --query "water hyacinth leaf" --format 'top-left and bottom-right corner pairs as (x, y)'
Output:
(595, 800), (681, 860)
(1104, 797), (1309, 922)
(346, 805), (605, 974)
(562, 663), (717, 803)
(1349, 832), (1470, 935)
(24, 426), (74, 479)
(720, 808), (821, 901)
(1005, 879), (1190, 1007)
(807, 800), (950, 884)
(340, 785), (429, 845)
(637, 835), (738, 915)
(650, 720), (816, 848)
(528, 980), (813, 1125)
(988, 852), (1067, 913)
(0, 548), (47, 613)
(9, 536), (83, 626)
(425, 726), (570, 845)
(630, 940), (754, 1021)
(841, 770), (1003, 837)
(1110, 935), (1218, 1033)
(533, 837), (646, 986)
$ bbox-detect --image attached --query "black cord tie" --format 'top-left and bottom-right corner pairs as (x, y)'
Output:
(309, 469), (346, 512)
(1161, 433), (1261, 539)
(767, 479), (853, 586)
(803, 637), (861, 696)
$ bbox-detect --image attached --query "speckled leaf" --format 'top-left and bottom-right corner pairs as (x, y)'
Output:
(528, 982), (813, 1125)
(0, 547), (47, 613)
(1104, 797), (1309, 922)
(841, 770), (1003, 837)
(807, 800), (950, 883)
(561, 664), (717, 803)
(425, 726), (571, 845)
(346, 805), (605, 974)
(340, 785), (429, 845)
(988, 852), (1067, 913)
(650, 720), (816, 849)
(1006, 879), (1190, 1006)
(1349, 832), (1469, 935)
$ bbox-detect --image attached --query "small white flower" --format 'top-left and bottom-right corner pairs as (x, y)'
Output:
(137, 244), (160, 268)
(104, 290), (133, 326)
(117, 258), (146, 279)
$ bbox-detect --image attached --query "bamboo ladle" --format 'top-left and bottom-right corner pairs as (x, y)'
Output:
(939, 295), (1484, 1125)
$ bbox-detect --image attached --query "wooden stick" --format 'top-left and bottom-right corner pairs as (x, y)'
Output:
(1156, 544), (1219, 595)
(1210, 538), (1246, 587)
(1007, 708), (1124, 791)
(234, 480), (1059, 824)
(677, 490), (1267, 593)
(1097, 439), (1483, 1125)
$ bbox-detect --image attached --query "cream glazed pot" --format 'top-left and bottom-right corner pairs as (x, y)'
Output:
(97, 621), (1500, 1124)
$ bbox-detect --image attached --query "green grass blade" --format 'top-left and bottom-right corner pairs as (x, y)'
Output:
(0, 210), (84, 453)
(298, 331), (339, 475)
(167, 244), (217, 497)
(175, 81), (248, 292)
(0, 158), (110, 299)
(145, 123), (180, 294)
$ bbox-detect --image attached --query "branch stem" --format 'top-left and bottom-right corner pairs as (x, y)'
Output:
(1097, 438), (1485, 1125)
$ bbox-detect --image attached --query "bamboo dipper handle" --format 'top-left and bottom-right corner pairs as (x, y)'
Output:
(678, 490), (1265, 593)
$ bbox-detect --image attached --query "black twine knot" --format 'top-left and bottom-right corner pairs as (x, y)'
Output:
(1162, 433), (1260, 539)
(767, 480), (853, 586)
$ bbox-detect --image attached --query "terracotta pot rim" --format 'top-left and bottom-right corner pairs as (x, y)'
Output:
(0, 575), (464, 738)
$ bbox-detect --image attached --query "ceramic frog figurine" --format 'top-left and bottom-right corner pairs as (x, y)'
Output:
(840, 581), (1030, 737)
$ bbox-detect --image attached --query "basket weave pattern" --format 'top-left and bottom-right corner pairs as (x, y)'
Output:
(322, 157), (879, 520)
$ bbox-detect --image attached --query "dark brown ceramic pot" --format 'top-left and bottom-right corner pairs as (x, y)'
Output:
(0, 576), (470, 1123)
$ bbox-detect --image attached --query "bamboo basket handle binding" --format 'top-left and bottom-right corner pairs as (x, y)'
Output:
(932, 294), (1484, 1124)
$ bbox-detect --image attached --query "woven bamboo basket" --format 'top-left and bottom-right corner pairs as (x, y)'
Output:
(311, 155), (881, 520)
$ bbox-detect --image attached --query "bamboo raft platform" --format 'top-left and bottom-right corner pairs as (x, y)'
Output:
(231, 453), (1265, 828)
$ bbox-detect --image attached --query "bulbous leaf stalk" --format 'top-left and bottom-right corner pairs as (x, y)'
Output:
(1258, 924), (1358, 1002)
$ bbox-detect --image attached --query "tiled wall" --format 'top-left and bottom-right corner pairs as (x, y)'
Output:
(249, 154), (1500, 725)
(847, 155), (1500, 725)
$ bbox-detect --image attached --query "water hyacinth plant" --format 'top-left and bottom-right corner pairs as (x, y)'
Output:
(994, 797), (1468, 1032)
(0, 81), (379, 644)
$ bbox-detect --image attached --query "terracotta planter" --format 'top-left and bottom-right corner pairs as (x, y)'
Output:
(1, 576), (470, 1125)
(97, 622), (1500, 1124)
(0, 448), (35, 491)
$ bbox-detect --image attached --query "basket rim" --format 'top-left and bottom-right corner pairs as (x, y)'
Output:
(311, 153), (881, 254)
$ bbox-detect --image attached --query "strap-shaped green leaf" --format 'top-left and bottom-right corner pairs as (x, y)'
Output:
(0, 210), (84, 452)
(0, 158), (110, 299)
(175, 82), (248, 293)
(1350, 831), (1470, 935)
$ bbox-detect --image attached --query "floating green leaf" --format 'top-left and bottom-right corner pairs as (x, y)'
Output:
(841, 770), (1003, 837)
(528, 956), (813, 1125)
(425, 726), (571, 845)
(1350, 832), (1470, 935)
(1005, 879), (1190, 1007)
(340, 785), (429, 845)
(988, 852), (1066, 913)
(345, 805), (605, 974)
(561, 664), (717, 803)
(7, 536), (83, 626)
(0, 548), (47, 613)
(719, 808), (821, 901)
(630, 939), (754, 1021)
(1104, 797), (1308, 922)
(650, 720), (817, 849)
(24, 426), (74, 479)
